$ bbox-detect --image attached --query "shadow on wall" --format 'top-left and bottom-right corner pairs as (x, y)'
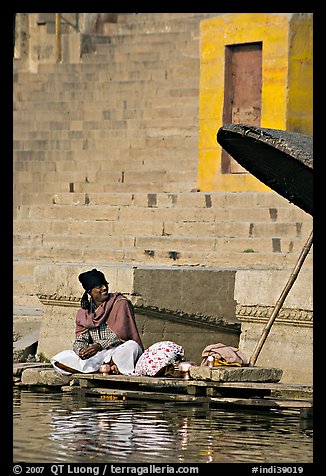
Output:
(82, 13), (118, 33)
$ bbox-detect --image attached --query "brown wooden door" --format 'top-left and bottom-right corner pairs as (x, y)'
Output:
(222, 42), (262, 174)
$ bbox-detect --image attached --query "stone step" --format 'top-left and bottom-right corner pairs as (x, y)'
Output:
(13, 216), (311, 240)
(17, 68), (199, 90)
(13, 168), (196, 195)
(14, 216), (311, 249)
(13, 71), (49, 83)
(14, 86), (199, 118)
(13, 191), (304, 208)
(13, 259), (40, 276)
(14, 233), (136, 249)
(13, 132), (199, 151)
(39, 114), (195, 130)
(15, 129), (197, 147)
(116, 12), (220, 24)
(14, 169), (196, 186)
(14, 160), (57, 172)
(13, 231), (313, 257)
(13, 200), (312, 223)
(13, 110), (87, 122)
(101, 16), (213, 36)
(13, 245), (313, 271)
(14, 156), (196, 174)
(94, 38), (198, 56)
(93, 30), (197, 46)
(11, 191), (315, 222)
(15, 53), (200, 85)
(13, 180), (198, 195)
(13, 171), (198, 194)
(13, 134), (198, 152)
(13, 105), (198, 123)
(81, 49), (200, 65)
(136, 235), (312, 255)
(14, 92), (200, 112)
(81, 50), (160, 63)
(13, 120), (72, 132)
(14, 85), (199, 106)
(82, 35), (198, 61)
(13, 116), (198, 134)
(10, 191), (264, 207)
(35, 68), (199, 89)
(13, 182), (77, 197)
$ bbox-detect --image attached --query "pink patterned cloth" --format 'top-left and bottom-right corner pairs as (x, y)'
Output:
(134, 341), (184, 377)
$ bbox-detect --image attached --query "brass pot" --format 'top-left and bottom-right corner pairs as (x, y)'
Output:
(99, 364), (111, 376)
(178, 361), (195, 380)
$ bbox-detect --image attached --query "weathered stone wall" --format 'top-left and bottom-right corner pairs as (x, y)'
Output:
(235, 269), (312, 384)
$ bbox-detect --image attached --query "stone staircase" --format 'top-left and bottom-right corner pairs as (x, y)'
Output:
(13, 13), (313, 314)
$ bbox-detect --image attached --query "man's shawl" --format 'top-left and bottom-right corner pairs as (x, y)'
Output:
(75, 292), (143, 350)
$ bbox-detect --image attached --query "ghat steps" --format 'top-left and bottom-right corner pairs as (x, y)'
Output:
(13, 13), (313, 315)
(13, 190), (313, 310)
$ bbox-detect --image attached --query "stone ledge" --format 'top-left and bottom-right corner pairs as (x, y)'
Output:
(13, 362), (52, 377)
(33, 264), (239, 324)
(20, 368), (73, 386)
(189, 366), (283, 382)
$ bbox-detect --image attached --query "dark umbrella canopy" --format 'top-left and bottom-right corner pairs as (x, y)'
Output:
(216, 124), (313, 216)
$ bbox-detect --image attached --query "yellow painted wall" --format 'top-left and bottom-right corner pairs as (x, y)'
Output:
(198, 13), (313, 192)
(287, 15), (313, 134)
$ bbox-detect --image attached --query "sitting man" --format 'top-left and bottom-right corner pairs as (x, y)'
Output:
(51, 268), (144, 375)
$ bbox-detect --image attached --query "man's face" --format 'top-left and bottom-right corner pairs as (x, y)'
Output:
(90, 282), (109, 305)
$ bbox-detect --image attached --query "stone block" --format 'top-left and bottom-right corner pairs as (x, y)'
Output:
(21, 368), (72, 386)
(20, 368), (43, 385)
(62, 33), (82, 64)
(13, 362), (51, 377)
(235, 268), (313, 310)
(189, 366), (283, 382)
(36, 305), (76, 358)
(189, 365), (211, 380)
(133, 267), (238, 323)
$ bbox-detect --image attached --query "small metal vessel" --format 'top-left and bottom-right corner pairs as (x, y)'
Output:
(207, 356), (214, 367)
(178, 361), (196, 380)
(99, 363), (111, 376)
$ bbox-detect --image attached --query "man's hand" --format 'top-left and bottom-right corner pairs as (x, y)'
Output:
(79, 343), (102, 360)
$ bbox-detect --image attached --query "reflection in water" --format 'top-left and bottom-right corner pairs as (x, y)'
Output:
(13, 388), (313, 463)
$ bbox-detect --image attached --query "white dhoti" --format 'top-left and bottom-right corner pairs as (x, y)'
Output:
(51, 340), (143, 376)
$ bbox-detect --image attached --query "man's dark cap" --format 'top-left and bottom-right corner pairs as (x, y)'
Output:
(78, 269), (108, 292)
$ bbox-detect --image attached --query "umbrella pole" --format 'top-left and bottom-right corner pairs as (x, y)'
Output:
(249, 229), (313, 367)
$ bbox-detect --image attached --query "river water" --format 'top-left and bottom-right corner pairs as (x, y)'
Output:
(13, 388), (313, 464)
